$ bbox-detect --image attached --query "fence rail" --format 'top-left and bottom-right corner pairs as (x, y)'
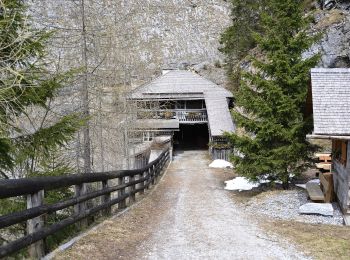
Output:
(0, 149), (170, 258)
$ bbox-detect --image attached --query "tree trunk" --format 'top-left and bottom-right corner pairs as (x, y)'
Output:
(80, 0), (91, 175)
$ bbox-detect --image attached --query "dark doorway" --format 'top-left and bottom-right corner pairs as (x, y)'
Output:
(173, 124), (209, 150)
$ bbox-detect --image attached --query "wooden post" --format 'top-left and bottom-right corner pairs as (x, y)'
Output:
(147, 168), (152, 189)
(151, 165), (156, 185)
(102, 180), (111, 216)
(129, 175), (136, 203)
(27, 190), (45, 259)
(140, 172), (145, 194)
(118, 177), (126, 209)
(74, 183), (88, 228)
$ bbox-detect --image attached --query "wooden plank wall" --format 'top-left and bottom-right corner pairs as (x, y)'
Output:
(332, 142), (350, 212)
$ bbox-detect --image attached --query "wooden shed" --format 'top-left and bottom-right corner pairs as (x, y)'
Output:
(308, 68), (350, 216)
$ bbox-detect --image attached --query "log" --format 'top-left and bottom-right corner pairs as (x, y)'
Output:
(0, 177), (146, 229)
(27, 190), (45, 259)
(0, 149), (168, 199)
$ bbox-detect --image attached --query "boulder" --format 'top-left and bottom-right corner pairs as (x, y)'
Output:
(299, 203), (334, 216)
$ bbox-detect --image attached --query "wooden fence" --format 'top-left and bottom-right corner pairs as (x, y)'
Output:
(0, 149), (170, 258)
(212, 148), (231, 161)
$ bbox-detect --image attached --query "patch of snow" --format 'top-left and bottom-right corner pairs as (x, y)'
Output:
(224, 177), (260, 191)
(299, 203), (334, 216)
(209, 159), (233, 169)
(295, 184), (307, 189)
(307, 179), (320, 184)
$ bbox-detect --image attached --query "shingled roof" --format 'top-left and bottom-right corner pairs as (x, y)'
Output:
(311, 68), (350, 136)
(130, 70), (235, 136)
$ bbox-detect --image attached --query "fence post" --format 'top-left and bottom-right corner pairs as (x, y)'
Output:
(102, 180), (111, 216)
(27, 190), (45, 259)
(140, 172), (145, 194)
(129, 174), (136, 203)
(147, 168), (152, 189)
(151, 165), (156, 185)
(74, 183), (88, 229)
(118, 176), (126, 209)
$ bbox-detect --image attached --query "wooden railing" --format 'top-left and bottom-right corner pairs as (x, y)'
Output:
(0, 149), (170, 258)
(137, 109), (208, 122)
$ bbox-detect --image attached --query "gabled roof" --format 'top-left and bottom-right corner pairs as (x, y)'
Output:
(130, 70), (233, 100)
(311, 68), (350, 136)
(130, 70), (235, 136)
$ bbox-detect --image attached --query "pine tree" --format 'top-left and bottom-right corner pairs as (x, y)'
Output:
(220, 0), (266, 90)
(227, 0), (320, 188)
(0, 0), (83, 178)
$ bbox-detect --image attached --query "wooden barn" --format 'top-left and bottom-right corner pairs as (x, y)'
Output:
(309, 68), (350, 217)
(127, 69), (235, 164)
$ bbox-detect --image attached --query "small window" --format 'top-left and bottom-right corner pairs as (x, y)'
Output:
(143, 132), (154, 142)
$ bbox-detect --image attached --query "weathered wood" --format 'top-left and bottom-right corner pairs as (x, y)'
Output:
(118, 177), (126, 209)
(0, 149), (168, 199)
(140, 172), (146, 194)
(306, 182), (325, 201)
(27, 190), (45, 259)
(151, 165), (156, 185)
(0, 148), (170, 258)
(315, 153), (332, 162)
(146, 168), (152, 189)
(0, 192), (130, 258)
(333, 159), (350, 211)
(74, 184), (88, 228)
(129, 175), (136, 203)
(102, 180), (111, 216)
(320, 172), (334, 203)
(0, 177), (146, 229)
(315, 162), (332, 171)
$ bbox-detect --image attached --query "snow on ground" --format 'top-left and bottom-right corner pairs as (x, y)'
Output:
(224, 177), (260, 191)
(242, 189), (344, 225)
(209, 159), (233, 169)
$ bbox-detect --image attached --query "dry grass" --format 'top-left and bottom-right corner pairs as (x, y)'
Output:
(315, 9), (346, 30)
(262, 220), (350, 260)
(310, 138), (332, 152)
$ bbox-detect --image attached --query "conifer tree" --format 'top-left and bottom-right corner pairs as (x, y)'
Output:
(227, 0), (320, 188)
(0, 0), (83, 178)
(220, 0), (266, 90)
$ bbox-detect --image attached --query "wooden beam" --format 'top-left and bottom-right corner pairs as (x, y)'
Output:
(27, 190), (45, 259)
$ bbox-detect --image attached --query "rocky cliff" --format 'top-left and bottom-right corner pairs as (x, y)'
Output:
(305, 3), (350, 68)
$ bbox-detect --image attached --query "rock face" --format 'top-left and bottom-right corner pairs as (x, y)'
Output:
(299, 203), (334, 216)
(31, 0), (231, 86)
(304, 7), (350, 68)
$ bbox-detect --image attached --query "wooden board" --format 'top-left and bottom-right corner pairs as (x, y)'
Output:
(319, 172), (334, 203)
(344, 214), (350, 226)
(315, 153), (332, 162)
(306, 182), (325, 201)
(316, 162), (332, 171)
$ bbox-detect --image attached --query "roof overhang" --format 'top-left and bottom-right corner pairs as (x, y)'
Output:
(307, 134), (350, 140)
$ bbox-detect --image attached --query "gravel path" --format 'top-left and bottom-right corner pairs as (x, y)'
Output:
(55, 150), (308, 260)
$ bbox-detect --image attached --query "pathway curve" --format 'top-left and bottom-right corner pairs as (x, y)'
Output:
(55, 151), (307, 260)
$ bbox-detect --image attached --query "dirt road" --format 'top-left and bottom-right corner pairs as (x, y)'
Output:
(55, 151), (307, 260)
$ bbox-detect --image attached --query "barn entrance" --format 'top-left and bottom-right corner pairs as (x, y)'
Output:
(173, 124), (209, 150)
